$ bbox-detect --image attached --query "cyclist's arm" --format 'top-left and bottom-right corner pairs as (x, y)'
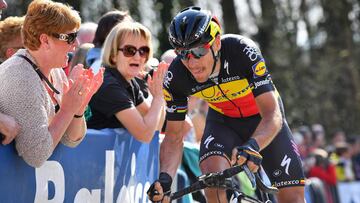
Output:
(160, 120), (185, 178)
(252, 91), (282, 150)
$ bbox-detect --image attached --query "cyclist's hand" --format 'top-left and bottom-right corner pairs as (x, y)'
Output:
(147, 172), (172, 202)
(147, 181), (164, 202)
(162, 195), (171, 203)
(231, 138), (262, 172)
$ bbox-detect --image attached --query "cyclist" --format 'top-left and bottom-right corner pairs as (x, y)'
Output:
(147, 6), (305, 203)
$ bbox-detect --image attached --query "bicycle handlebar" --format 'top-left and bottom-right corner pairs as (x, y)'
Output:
(170, 165), (278, 201)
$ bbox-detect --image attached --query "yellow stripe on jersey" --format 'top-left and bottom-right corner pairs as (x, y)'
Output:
(192, 79), (252, 103)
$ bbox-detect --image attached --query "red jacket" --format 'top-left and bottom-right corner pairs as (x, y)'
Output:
(308, 164), (337, 185)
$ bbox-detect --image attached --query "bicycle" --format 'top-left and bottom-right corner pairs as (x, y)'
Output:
(169, 165), (279, 203)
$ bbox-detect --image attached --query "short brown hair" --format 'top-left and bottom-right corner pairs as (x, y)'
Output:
(22, 0), (81, 50)
(102, 21), (153, 67)
(0, 16), (25, 60)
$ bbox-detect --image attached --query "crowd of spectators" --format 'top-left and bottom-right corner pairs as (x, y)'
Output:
(0, 0), (169, 167)
(293, 124), (360, 202)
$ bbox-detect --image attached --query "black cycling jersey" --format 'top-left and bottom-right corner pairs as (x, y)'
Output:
(163, 34), (276, 121)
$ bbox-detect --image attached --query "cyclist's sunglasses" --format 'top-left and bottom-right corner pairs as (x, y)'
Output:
(175, 43), (211, 60)
(118, 45), (150, 58)
(52, 32), (78, 44)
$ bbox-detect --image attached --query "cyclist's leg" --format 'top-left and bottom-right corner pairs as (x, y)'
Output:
(199, 118), (244, 203)
(261, 121), (305, 203)
(200, 156), (230, 203)
(277, 186), (305, 203)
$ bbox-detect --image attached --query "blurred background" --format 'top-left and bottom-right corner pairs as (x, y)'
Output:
(4, 0), (360, 139)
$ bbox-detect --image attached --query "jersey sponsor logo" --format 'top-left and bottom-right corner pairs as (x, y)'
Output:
(182, 16), (187, 23)
(252, 60), (267, 78)
(198, 15), (211, 35)
(243, 46), (259, 61)
(224, 60), (229, 75)
(221, 76), (240, 83)
(272, 179), (305, 187)
(214, 143), (224, 148)
(199, 150), (223, 163)
(163, 71), (173, 88)
(192, 83), (213, 93)
(273, 169), (282, 177)
(163, 89), (173, 101)
(204, 134), (215, 149)
(253, 78), (270, 89)
(280, 154), (291, 175)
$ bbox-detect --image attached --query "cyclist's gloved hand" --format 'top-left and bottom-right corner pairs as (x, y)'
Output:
(147, 172), (172, 202)
(231, 138), (262, 172)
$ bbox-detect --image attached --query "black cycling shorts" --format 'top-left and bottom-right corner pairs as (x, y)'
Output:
(199, 109), (305, 188)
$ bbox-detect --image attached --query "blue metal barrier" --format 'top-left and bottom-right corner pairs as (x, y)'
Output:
(0, 128), (159, 203)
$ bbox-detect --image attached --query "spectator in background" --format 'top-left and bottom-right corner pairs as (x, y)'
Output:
(308, 148), (337, 186)
(77, 22), (97, 45)
(188, 98), (208, 144)
(86, 10), (132, 73)
(0, 0), (7, 20)
(0, 16), (24, 63)
(327, 130), (346, 151)
(0, 0), (103, 167)
(334, 142), (355, 181)
(298, 125), (314, 157)
(160, 49), (177, 64)
(0, 15), (23, 144)
(311, 123), (326, 149)
(87, 21), (168, 143)
(64, 22), (97, 75)
(348, 136), (360, 180)
(332, 130), (346, 144)
(68, 22), (98, 71)
(307, 148), (338, 203)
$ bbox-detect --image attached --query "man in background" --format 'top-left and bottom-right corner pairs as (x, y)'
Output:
(0, 16), (24, 62)
(77, 22), (97, 45)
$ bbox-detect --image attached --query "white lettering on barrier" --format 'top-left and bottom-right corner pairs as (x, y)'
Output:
(74, 188), (101, 203)
(34, 161), (65, 203)
(116, 186), (131, 203)
(143, 182), (151, 203)
(115, 153), (151, 203)
(105, 150), (115, 203)
(34, 150), (152, 202)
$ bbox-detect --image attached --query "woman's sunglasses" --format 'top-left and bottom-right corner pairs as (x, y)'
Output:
(118, 45), (150, 58)
(52, 32), (78, 44)
(175, 43), (211, 60)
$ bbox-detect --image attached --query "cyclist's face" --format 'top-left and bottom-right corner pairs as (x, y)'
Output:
(181, 37), (221, 83)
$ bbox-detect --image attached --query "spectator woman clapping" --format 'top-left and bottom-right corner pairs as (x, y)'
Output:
(0, 0), (103, 167)
(87, 21), (168, 143)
